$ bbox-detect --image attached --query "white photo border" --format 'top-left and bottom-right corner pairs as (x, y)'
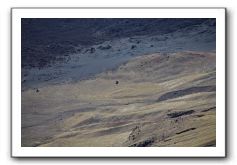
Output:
(11, 8), (226, 157)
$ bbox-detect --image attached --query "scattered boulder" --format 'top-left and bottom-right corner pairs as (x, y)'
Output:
(76, 48), (82, 52)
(90, 47), (95, 53)
(131, 45), (136, 50)
(115, 80), (119, 85)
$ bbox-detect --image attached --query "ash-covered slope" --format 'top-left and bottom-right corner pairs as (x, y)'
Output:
(22, 51), (216, 147)
(22, 19), (216, 90)
(21, 18), (215, 68)
(21, 18), (216, 147)
(22, 18), (211, 46)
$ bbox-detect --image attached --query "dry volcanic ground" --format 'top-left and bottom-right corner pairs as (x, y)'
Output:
(22, 51), (216, 147)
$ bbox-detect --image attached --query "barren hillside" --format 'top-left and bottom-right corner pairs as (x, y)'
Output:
(22, 51), (216, 147)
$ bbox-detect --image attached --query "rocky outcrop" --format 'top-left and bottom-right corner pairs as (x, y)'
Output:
(129, 137), (156, 147)
(128, 126), (141, 141)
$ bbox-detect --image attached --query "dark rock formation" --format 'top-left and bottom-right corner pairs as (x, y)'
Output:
(128, 126), (141, 141)
(131, 45), (136, 50)
(129, 137), (155, 147)
(167, 110), (195, 118)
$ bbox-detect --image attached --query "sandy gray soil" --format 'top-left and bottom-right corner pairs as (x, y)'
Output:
(22, 51), (216, 147)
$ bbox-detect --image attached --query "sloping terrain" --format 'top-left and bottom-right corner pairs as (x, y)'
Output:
(21, 51), (216, 147)
(22, 18), (215, 69)
(22, 19), (215, 90)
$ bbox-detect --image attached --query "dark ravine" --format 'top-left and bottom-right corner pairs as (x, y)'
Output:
(158, 86), (216, 102)
(176, 128), (196, 135)
(167, 110), (195, 118)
